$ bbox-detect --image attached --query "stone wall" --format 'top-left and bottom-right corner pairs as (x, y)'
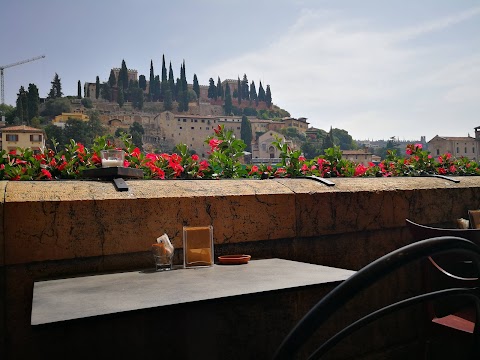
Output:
(1, 177), (480, 359)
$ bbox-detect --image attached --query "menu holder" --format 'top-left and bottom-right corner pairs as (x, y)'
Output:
(183, 226), (214, 268)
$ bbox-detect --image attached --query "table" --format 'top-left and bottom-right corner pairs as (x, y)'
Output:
(30, 259), (354, 359)
(32, 258), (354, 325)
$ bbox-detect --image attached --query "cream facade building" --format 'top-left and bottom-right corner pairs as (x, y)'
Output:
(341, 149), (374, 166)
(1, 125), (46, 153)
(428, 135), (478, 161)
(252, 131), (293, 161)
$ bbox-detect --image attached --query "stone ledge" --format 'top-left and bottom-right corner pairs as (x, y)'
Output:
(2, 177), (479, 265)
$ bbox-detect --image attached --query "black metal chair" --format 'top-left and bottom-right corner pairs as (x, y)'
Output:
(273, 236), (480, 360)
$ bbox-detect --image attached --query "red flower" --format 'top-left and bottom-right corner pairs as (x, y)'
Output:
(9, 149), (16, 155)
(213, 125), (222, 135)
(438, 167), (446, 175)
(131, 148), (141, 158)
(449, 165), (457, 173)
(354, 164), (367, 177)
(299, 156), (306, 162)
(77, 143), (85, 155)
(124, 160), (130, 167)
(249, 165), (259, 175)
(191, 154), (199, 161)
(41, 169), (52, 180)
(91, 153), (102, 164)
(199, 160), (209, 171)
(301, 164), (309, 172)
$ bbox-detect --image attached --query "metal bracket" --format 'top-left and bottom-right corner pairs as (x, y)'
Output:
(113, 178), (129, 191)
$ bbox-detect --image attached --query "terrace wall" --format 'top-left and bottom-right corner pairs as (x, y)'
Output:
(1, 177), (479, 359)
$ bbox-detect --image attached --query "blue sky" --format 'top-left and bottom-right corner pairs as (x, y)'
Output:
(1, 0), (479, 141)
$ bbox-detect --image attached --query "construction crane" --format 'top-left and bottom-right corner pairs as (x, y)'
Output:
(0, 55), (46, 105)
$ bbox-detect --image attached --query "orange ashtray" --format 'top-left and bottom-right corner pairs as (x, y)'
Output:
(218, 254), (251, 265)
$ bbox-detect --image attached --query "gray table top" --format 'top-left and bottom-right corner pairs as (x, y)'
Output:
(31, 258), (355, 325)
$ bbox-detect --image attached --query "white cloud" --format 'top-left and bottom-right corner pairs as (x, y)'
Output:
(200, 5), (480, 140)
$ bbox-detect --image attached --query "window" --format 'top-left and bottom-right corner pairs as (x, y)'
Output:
(30, 134), (42, 142)
(183, 119), (186, 122)
(180, 127), (182, 129)
(473, 148), (475, 153)
(465, 147), (467, 154)
(436, 149), (440, 155)
(456, 147), (459, 153)
(6, 134), (19, 141)
(201, 119), (205, 123)
(191, 127), (194, 129)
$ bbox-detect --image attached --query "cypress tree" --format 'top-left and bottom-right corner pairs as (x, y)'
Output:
(77, 80), (82, 99)
(237, 77), (241, 104)
(108, 69), (117, 87)
(161, 55), (167, 82)
(27, 83), (40, 122)
(224, 83), (232, 115)
(181, 60), (188, 112)
(207, 78), (216, 99)
(265, 85), (272, 108)
(241, 115), (252, 152)
(241, 74), (249, 100)
(258, 81), (266, 102)
(149, 60), (155, 101)
(193, 74), (200, 99)
(48, 73), (62, 99)
(217, 77), (224, 99)
(250, 81), (258, 106)
(117, 87), (124, 107)
(154, 75), (161, 102)
(168, 62), (175, 99)
(119, 60), (128, 90)
(95, 76), (100, 99)
(16, 86), (28, 123)
(139, 75), (147, 90)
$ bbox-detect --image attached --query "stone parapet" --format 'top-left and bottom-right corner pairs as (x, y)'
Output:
(1, 177), (480, 359)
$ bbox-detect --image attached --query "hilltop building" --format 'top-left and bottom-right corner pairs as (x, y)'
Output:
(428, 132), (478, 161)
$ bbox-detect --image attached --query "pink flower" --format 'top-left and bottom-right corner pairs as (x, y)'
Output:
(124, 160), (130, 167)
(406, 148), (412, 156)
(209, 139), (222, 151)
(299, 156), (306, 162)
(449, 165), (457, 173)
(415, 143), (423, 150)
(301, 164), (309, 172)
(354, 164), (367, 177)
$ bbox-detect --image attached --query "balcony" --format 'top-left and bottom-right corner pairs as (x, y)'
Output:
(1, 177), (479, 359)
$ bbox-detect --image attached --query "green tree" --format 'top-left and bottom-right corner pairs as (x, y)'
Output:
(161, 55), (167, 82)
(77, 80), (82, 99)
(81, 98), (93, 108)
(332, 128), (356, 150)
(250, 81), (257, 106)
(129, 121), (144, 149)
(265, 85), (272, 108)
(217, 77), (224, 99)
(168, 62), (175, 100)
(237, 77), (242, 104)
(149, 60), (155, 101)
(41, 98), (71, 117)
(0, 104), (16, 124)
(48, 73), (63, 99)
(164, 89), (173, 111)
(131, 87), (144, 110)
(117, 87), (125, 107)
(87, 110), (106, 140)
(27, 83), (40, 122)
(258, 81), (265, 102)
(139, 75), (147, 90)
(119, 60), (129, 90)
(101, 82), (112, 101)
(240, 115), (252, 152)
(63, 118), (89, 145)
(241, 74), (249, 101)
(86, 85), (90, 98)
(208, 78), (217, 99)
(193, 74), (200, 99)
(95, 76), (100, 99)
(16, 86), (28, 123)
(43, 123), (66, 148)
(224, 83), (232, 115)
(108, 69), (116, 87)
(323, 127), (335, 150)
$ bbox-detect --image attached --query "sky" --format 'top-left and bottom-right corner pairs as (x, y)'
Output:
(1, 0), (479, 141)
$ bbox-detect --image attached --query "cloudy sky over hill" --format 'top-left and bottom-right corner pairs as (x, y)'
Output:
(2, 0), (479, 141)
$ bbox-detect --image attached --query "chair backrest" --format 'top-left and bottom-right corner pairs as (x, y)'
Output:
(273, 236), (480, 360)
(406, 219), (480, 244)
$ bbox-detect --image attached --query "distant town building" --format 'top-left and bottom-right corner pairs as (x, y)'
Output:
(1, 125), (46, 154)
(53, 111), (90, 127)
(252, 130), (292, 161)
(342, 149), (374, 166)
(428, 135), (477, 161)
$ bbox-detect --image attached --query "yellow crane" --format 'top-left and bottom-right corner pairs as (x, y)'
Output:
(0, 55), (46, 104)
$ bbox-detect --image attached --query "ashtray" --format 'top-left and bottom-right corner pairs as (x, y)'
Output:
(218, 254), (251, 265)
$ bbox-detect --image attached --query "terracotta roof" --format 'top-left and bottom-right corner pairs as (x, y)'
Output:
(342, 150), (373, 155)
(430, 136), (473, 141)
(2, 125), (44, 133)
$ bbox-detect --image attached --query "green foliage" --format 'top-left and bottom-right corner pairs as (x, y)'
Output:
(0, 104), (16, 124)
(258, 81), (265, 102)
(207, 78), (217, 99)
(131, 87), (144, 110)
(139, 75), (147, 90)
(265, 85), (272, 108)
(108, 69), (117, 87)
(40, 98), (71, 118)
(77, 80), (82, 99)
(101, 83), (112, 101)
(117, 87), (125, 107)
(48, 73), (63, 99)
(216, 77), (224, 99)
(118, 60), (129, 90)
(240, 116), (252, 152)
(205, 125), (247, 178)
(95, 76), (100, 99)
(16, 86), (28, 123)
(193, 74), (200, 99)
(81, 98), (93, 108)
(224, 83), (232, 115)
